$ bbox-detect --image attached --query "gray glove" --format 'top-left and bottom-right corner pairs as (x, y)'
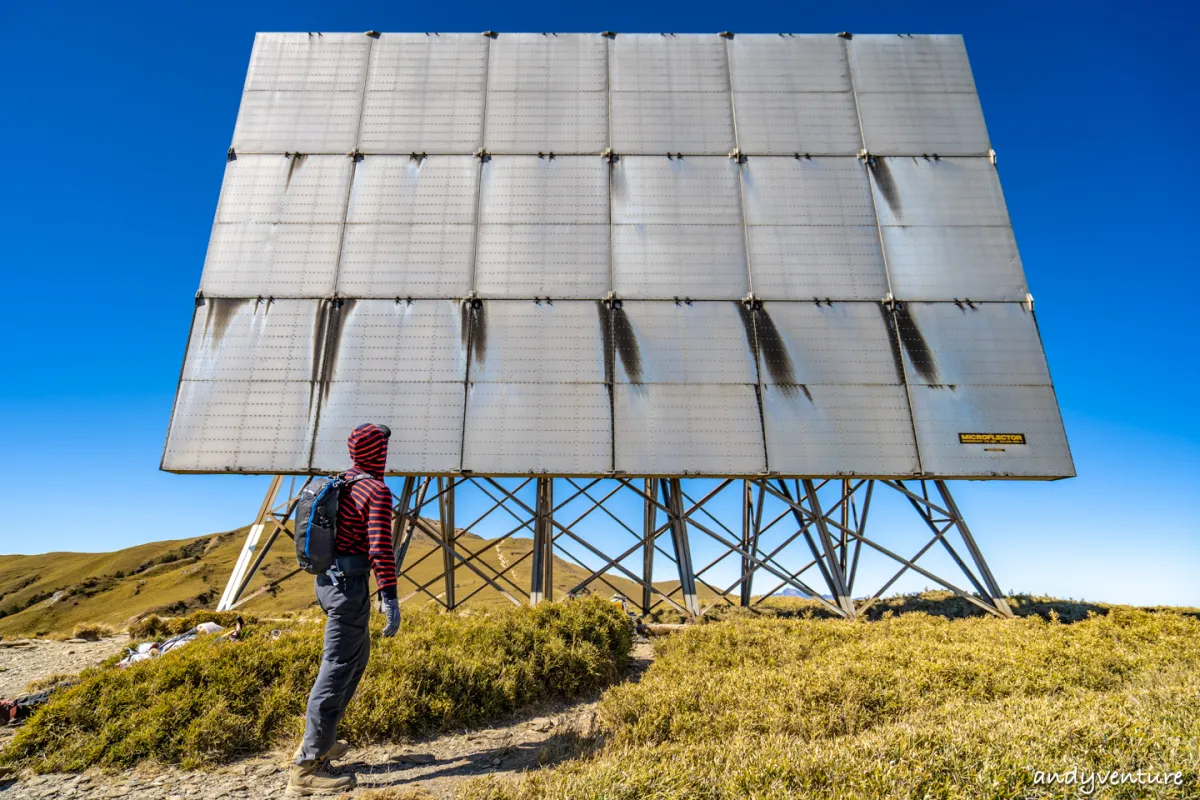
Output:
(381, 595), (401, 637)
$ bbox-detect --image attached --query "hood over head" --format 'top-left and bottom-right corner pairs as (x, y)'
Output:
(347, 423), (389, 478)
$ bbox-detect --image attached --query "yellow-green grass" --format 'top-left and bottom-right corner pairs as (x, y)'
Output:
(0, 597), (631, 772)
(462, 604), (1200, 800)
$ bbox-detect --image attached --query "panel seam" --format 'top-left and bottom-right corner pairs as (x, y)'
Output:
(846, 35), (924, 477)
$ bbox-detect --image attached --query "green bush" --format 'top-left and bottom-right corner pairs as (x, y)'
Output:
(463, 606), (1200, 800)
(1, 597), (630, 771)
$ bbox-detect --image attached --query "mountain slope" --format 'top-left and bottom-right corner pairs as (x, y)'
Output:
(0, 523), (724, 637)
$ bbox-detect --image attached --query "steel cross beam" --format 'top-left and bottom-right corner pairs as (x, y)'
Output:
(216, 474), (1014, 622)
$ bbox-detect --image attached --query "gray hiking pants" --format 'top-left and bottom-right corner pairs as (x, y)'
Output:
(297, 571), (370, 763)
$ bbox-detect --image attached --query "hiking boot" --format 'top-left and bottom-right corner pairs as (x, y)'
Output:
(293, 740), (351, 764)
(285, 760), (356, 797)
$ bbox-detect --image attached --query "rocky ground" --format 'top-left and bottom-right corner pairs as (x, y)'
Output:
(0, 641), (655, 799)
(0, 637), (128, 698)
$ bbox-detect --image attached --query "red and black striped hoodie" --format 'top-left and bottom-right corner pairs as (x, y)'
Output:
(336, 424), (397, 598)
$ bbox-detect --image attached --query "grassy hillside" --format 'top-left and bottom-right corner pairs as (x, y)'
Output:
(0, 598), (632, 771)
(0, 523), (724, 638)
(462, 603), (1200, 800)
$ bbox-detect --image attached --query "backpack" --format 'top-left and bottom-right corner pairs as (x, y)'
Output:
(294, 473), (369, 574)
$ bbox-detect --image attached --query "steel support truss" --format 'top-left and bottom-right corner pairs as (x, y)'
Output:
(217, 476), (1013, 619)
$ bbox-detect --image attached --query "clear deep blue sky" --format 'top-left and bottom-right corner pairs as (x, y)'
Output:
(1, 1), (1196, 606)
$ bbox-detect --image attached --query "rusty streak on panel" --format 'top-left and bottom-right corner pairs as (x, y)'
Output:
(737, 301), (807, 399)
(462, 299), (488, 366)
(285, 153), (306, 190)
(894, 302), (939, 383)
(202, 297), (245, 344)
(322, 299), (355, 388)
(869, 156), (901, 212)
(611, 304), (643, 384)
(596, 301), (615, 384)
(878, 302), (907, 383)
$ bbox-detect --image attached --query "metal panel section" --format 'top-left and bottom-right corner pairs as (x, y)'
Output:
(479, 156), (609, 224)
(909, 385), (1074, 477)
(485, 91), (608, 154)
(614, 384), (765, 475)
(311, 381), (465, 474)
(216, 154), (352, 224)
(883, 226), (1027, 301)
(728, 34), (851, 92)
(612, 156), (741, 226)
(747, 225), (887, 301)
(870, 157), (1010, 227)
(742, 157), (875, 226)
(612, 224), (748, 300)
(610, 91), (734, 155)
(231, 90), (362, 154)
(323, 299), (466, 383)
(733, 92), (861, 155)
(857, 91), (990, 156)
(245, 33), (370, 92)
(201, 222), (340, 297)
(897, 302), (1051, 387)
(474, 224), (609, 298)
(183, 298), (321, 382)
(610, 34), (730, 93)
(615, 301), (756, 384)
(758, 302), (899, 385)
(762, 384), (919, 476)
(359, 89), (484, 153)
(337, 223), (474, 297)
(487, 33), (607, 91)
(163, 380), (316, 473)
(849, 35), (976, 93)
(361, 34), (488, 153)
(468, 301), (606, 383)
(462, 383), (612, 474)
(345, 155), (478, 224)
(485, 32), (608, 153)
(366, 33), (489, 91)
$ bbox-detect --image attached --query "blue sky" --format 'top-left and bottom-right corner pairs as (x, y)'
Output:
(1, 0), (1196, 606)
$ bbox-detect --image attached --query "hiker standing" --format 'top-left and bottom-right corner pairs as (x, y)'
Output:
(288, 423), (402, 796)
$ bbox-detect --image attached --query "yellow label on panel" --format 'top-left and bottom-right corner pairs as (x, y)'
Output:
(958, 433), (1026, 445)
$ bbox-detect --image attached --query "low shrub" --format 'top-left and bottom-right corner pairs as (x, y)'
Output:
(1, 597), (630, 772)
(127, 610), (248, 641)
(71, 623), (116, 641)
(462, 607), (1200, 800)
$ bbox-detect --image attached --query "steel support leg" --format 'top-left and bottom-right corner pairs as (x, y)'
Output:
(642, 478), (658, 614)
(803, 479), (856, 618)
(935, 480), (1013, 617)
(530, 477), (554, 604)
(439, 477), (456, 609)
(740, 480), (759, 607)
(663, 479), (699, 617)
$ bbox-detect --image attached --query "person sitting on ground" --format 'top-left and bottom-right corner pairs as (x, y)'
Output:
(288, 423), (401, 797)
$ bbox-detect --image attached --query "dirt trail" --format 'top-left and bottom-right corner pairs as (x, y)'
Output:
(0, 637), (127, 697)
(0, 641), (656, 799)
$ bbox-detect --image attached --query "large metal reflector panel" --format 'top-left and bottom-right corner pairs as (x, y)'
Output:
(486, 34), (608, 154)
(729, 35), (860, 155)
(165, 298), (321, 472)
(612, 302), (765, 474)
(339, 155), (478, 297)
(360, 34), (488, 153)
(742, 157), (886, 300)
(755, 302), (919, 475)
(310, 300), (466, 474)
(462, 301), (611, 474)
(165, 31), (1072, 480)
